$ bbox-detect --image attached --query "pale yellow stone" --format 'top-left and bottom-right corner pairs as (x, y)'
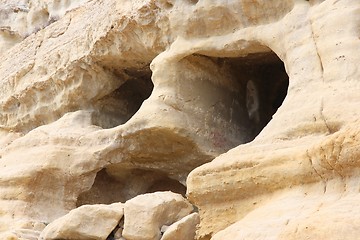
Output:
(186, 0), (360, 239)
(39, 202), (123, 240)
(123, 191), (193, 240)
(161, 212), (200, 240)
(0, 0), (90, 56)
(0, 0), (360, 239)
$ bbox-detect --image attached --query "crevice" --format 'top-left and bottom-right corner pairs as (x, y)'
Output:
(334, 135), (345, 173)
(308, 9), (325, 81)
(319, 146), (344, 179)
(107, 217), (124, 240)
(306, 150), (327, 193)
(47, 14), (71, 39)
(319, 98), (331, 134)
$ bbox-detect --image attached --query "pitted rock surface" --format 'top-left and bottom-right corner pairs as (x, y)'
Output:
(1, 0), (360, 240)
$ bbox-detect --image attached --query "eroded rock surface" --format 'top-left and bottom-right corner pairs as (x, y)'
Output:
(0, 0), (90, 57)
(186, 0), (360, 239)
(0, 0), (359, 239)
(39, 202), (123, 240)
(123, 191), (194, 240)
(161, 212), (200, 240)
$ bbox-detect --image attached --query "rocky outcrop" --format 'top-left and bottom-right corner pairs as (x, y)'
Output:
(1, 0), (360, 240)
(186, 0), (360, 239)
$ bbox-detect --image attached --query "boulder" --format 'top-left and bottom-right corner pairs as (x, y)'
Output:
(39, 202), (123, 240)
(161, 212), (200, 240)
(123, 191), (193, 240)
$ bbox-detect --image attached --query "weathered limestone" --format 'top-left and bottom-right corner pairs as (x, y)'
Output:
(186, 0), (360, 239)
(123, 191), (194, 240)
(0, 1), (286, 235)
(39, 202), (123, 240)
(0, 0), (360, 239)
(161, 212), (200, 240)
(0, 0), (90, 57)
(211, 179), (360, 240)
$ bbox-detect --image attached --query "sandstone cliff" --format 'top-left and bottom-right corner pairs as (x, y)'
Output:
(0, 0), (359, 239)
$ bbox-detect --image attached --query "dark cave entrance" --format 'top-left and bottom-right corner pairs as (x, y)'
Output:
(227, 52), (289, 138)
(77, 50), (289, 207)
(76, 168), (186, 206)
(192, 51), (289, 144)
(91, 65), (154, 129)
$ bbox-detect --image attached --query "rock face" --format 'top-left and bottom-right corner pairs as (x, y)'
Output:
(0, 0), (90, 56)
(0, 0), (360, 240)
(186, 0), (360, 239)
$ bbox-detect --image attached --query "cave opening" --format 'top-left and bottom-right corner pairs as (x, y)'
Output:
(91, 65), (154, 129)
(77, 50), (289, 207)
(227, 51), (289, 138)
(76, 168), (186, 207)
(194, 51), (289, 144)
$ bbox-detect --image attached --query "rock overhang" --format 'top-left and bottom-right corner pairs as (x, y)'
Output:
(1, 0), (360, 239)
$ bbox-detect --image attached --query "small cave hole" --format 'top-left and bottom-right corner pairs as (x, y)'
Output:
(91, 66), (154, 129)
(76, 167), (186, 207)
(158, 0), (174, 9)
(189, 0), (199, 4)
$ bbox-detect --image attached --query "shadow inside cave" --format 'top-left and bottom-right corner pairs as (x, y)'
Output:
(76, 50), (289, 206)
